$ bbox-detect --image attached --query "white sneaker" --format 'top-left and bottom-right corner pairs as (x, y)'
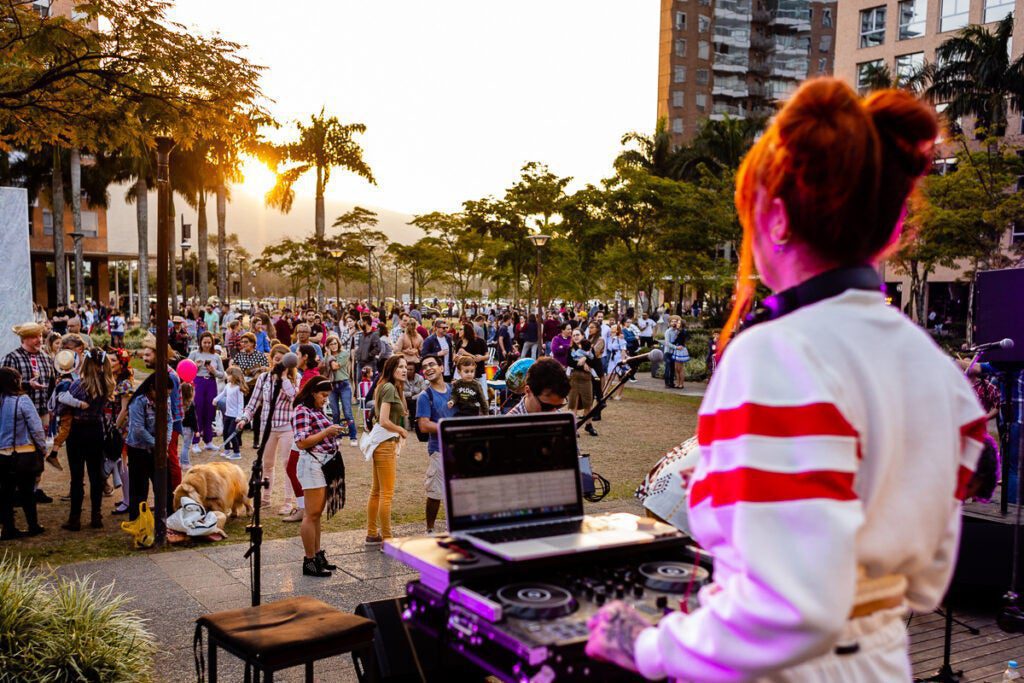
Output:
(191, 444), (201, 454)
(204, 443), (218, 451)
(349, 439), (358, 447)
(223, 452), (241, 461)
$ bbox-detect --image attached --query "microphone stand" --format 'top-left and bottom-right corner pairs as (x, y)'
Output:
(243, 374), (280, 607)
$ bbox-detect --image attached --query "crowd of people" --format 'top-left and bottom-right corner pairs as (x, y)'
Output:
(0, 296), (687, 573)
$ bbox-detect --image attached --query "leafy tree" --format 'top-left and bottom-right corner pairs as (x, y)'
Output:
(409, 212), (492, 306)
(463, 196), (532, 305)
(890, 138), (1024, 323)
(387, 239), (446, 304)
(332, 206), (387, 301)
(614, 118), (684, 178)
(255, 237), (320, 301)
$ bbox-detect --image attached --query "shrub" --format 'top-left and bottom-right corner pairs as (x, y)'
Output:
(90, 331), (112, 348)
(0, 554), (155, 682)
(123, 327), (148, 351)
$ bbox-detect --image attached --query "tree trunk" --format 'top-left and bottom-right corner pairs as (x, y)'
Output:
(918, 270), (930, 326)
(198, 190), (209, 303)
(966, 260), (978, 346)
(314, 167), (325, 309)
(135, 176), (150, 325)
(52, 147), (67, 307)
(315, 165), (325, 240)
(216, 184), (227, 302)
(70, 148), (83, 304)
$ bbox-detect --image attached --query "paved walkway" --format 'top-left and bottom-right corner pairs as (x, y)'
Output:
(57, 524), (424, 683)
(625, 373), (707, 398)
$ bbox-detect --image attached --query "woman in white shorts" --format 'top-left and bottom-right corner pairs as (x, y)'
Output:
(291, 376), (345, 578)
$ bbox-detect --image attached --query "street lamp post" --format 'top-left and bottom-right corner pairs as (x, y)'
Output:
(70, 231), (85, 303)
(528, 233), (550, 316)
(367, 245), (375, 305)
(180, 241), (191, 305)
(330, 248), (344, 303)
(153, 134), (176, 547)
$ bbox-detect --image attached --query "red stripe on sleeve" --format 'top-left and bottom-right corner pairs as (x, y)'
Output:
(698, 402), (858, 446)
(960, 418), (988, 445)
(955, 465), (974, 502)
(689, 468), (857, 508)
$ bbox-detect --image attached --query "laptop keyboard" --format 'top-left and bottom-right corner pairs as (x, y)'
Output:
(470, 520), (584, 544)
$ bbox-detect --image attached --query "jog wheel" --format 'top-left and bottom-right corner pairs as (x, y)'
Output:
(496, 583), (578, 620)
(639, 561), (710, 594)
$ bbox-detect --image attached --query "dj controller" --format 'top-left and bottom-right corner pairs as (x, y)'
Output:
(400, 547), (711, 682)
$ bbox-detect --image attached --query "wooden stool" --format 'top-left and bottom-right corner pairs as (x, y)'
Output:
(195, 596), (376, 682)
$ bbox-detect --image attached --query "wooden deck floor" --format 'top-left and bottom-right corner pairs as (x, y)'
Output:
(910, 608), (1024, 681)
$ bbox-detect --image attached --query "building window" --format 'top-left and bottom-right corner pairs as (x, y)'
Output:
(857, 59), (885, 93)
(895, 52), (925, 82)
(860, 7), (886, 48)
(819, 35), (832, 52)
(696, 93), (708, 112)
(985, 0), (1014, 23)
(699, 0), (711, 6)
(698, 40), (710, 59)
(81, 211), (98, 238)
(940, 0), (969, 32)
(698, 15), (711, 33)
(675, 38), (687, 56)
(898, 0), (927, 40)
(676, 11), (687, 29)
(674, 65), (687, 83)
(818, 57), (829, 72)
(696, 68), (709, 85)
(672, 90), (685, 107)
(32, 1), (50, 18)
(1013, 221), (1024, 243)
(823, 7), (833, 27)
(672, 118), (684, 134)
(42, 209), (53, 236)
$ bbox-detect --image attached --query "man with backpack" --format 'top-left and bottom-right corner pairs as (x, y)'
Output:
(414, 355), (453, 534)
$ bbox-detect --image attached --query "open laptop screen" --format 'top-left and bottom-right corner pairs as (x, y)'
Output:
(438, 413), (583, 532)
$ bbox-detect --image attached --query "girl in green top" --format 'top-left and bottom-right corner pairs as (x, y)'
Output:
(366, 355), (408, 545)
(323, 335), (357, 443)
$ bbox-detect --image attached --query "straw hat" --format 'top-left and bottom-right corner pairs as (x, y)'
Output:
(141, 334), (157, 350)
(172, 315), (185, 324)
(12, 322), (44, 338)
(54, 349), (77, 374)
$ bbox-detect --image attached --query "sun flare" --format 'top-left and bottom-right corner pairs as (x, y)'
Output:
(238, 156), (277, 197)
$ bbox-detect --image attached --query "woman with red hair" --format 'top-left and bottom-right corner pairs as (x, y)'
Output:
(587, 78), (987, 680)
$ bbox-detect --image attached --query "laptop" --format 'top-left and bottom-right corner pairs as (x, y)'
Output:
(438, 413), (672, 561)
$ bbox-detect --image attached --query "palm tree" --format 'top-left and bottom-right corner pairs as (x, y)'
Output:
(614, 118), (684, 178)
(927, 15), (1022, 138)
(682, 116), (766, 175)
(265, 108), (375, 307)
(266, 109), (375, 239)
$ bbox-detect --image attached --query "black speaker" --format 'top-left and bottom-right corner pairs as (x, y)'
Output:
(352, 597), (485, 683)
(975, 268), (1024, 363)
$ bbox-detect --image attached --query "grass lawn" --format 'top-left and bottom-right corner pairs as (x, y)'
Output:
(6, 388), (700, 567)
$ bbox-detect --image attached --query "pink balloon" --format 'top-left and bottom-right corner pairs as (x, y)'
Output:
(177, 359), (198, 383)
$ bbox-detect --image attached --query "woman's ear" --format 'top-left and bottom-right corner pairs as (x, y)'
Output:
(766, 196), (791, 245)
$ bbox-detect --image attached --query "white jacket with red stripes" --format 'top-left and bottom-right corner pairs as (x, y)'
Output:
(634, 288), (986, 681)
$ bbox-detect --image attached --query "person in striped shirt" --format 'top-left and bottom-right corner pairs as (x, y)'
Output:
(587, 79), (986, 681)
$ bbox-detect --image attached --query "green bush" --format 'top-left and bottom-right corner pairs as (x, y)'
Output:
(0, 554), (155, 682)
(90, 331), (112, 348)
(123, 327), (147, 351)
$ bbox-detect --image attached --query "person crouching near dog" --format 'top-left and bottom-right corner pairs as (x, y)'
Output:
(125, 374), (172, 521)
(291, 375), (346, 577)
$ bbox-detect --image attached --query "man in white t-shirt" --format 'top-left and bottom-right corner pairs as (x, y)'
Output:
(637, 312), (655, 346)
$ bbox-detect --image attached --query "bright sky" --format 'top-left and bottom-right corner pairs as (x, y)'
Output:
(166, 0), (660, 216)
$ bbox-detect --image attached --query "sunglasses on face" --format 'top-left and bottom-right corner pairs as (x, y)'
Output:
(537, 398), (566, 412)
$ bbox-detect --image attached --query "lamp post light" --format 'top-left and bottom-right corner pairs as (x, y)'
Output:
(69, 231), (85, 304)
(528, 233), (550, 316)
(180, 241), (191, 305)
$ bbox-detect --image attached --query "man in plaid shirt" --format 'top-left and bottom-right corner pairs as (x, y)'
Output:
(2, 323), (55, 421)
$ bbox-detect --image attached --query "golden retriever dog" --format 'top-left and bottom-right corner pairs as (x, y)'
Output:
(173, 462), (252, 517)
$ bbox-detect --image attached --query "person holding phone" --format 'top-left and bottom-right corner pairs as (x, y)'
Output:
(188, 332), (225, 452)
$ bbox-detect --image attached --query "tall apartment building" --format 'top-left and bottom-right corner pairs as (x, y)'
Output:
(657, 0), (838, 147)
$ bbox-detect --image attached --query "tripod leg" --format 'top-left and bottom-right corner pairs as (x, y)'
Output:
(914, 602), (963, 683)
(933, 609), (980, 636)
